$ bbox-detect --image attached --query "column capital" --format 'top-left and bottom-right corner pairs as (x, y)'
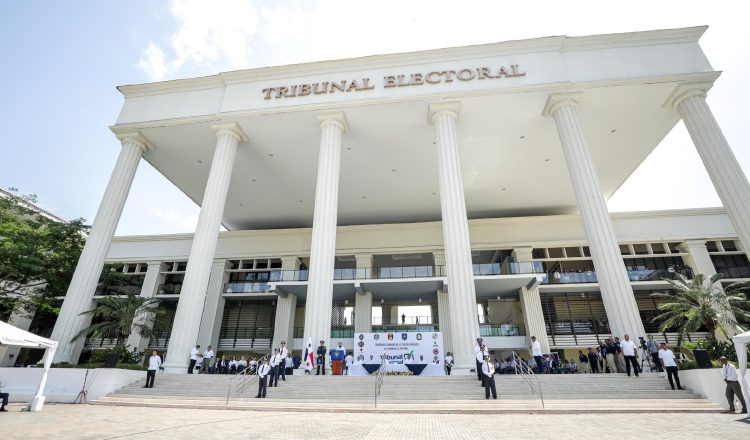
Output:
(428, 101), (460, 125)
(115, 131), (154, 152)
(677, 239), (708, 252)
(211, 122), (248, 142)
(663, 82), (713, 110)
(542, 92), (583, 118)
(316, 111), (349, 132)
(512, 247), (534, 262)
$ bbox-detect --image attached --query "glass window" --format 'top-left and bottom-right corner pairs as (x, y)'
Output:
(548, 248), (564, 258)
(565, 247), (582, 258)
(176, 262), (187, 271)
(651, 243), (667, 255)
(532, 248), (547, 259)
(633, 244), (649, 255)
(229, 260), (240, 270)
(256, 260), (268, 269)
(721, 240), (738, 252)
(270, 259), (282, 269)
(619, 244), (631, 255)
(242, 260), (254, 269)
(706, 241), (719, 252)
(582, 246), (591, 257)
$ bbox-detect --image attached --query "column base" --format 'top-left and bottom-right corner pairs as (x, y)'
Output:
(161, 363), (190, 374)
(28, 396), (46, 412)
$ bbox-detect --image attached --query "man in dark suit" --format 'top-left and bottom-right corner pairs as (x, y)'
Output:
(316, 340), (327, 375)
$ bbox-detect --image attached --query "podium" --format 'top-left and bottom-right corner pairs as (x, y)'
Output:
(331, 349), (345, 375)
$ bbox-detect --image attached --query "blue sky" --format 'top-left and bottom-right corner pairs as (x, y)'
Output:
(1, 1), (749, 236)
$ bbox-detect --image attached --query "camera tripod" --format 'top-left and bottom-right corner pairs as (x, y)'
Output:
(639, 346), (656, 373)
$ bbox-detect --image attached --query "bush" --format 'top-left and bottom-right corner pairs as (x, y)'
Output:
(683, 339), (737, 362)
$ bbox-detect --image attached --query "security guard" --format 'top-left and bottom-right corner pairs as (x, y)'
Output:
(316, 340), (327, 375)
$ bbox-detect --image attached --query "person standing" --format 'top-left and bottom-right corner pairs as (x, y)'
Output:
(646, 335), (661, 372)
(604, 339), (617, 374)
(0, 381), (9, 412)
(316, 340), (327, 375)
(658, 343), (684, 390)
(143, 351), (161, 388)
(719, 356), (747, 414)
(482, 355), (497, 399)
(578, 350), (590, 373)
(620, 335), (639, 377)
(279, 341), (289, 381)
(188, 345), (201, 374)
(445, 352), (454, 376)
(613, 337), (625, 373)
(270, 348), (283, 387)
(345, 352), (353, 375)
(201, 346), (214, 374)
(475, 345), (488, 383)
(530, 336), (544, 374)
(401, 313), (406, 325)
(587, 348), (599, 374)
(255, 357), (270, 398)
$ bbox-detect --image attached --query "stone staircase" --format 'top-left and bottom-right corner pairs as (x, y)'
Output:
(93, 372), (723, 413)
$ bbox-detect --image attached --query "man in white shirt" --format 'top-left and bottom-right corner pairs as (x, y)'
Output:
(279, 341), (289, 381)
(473, 338), (484, 382)
(188, 345), (201, 374)
(144, 351), (161, 388)
(530, 336), (544, 374)
(255, 357), (270, 398)
(620, 334), (639, 377)
(482, 355), (497, 399)
(345, 353), (353, 375)
(719, 356), (747, 413)
(444, 352), (454, 375)
(201, 346), (214, 374)
(269, 348), (282, 387)
(658, 343), (683, 390)
(475, 345), (488, 384)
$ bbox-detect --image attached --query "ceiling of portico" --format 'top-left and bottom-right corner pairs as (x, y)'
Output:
(138, 81), (680, 231)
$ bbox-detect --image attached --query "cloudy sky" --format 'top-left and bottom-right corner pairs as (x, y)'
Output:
(1, 1), (748, 235)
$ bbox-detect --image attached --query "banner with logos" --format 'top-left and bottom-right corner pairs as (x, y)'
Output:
(349, 331), (445, 376)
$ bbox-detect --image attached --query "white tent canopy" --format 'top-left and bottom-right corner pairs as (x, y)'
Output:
(0, 320), (58, 411)
(732, 330), (750, 419)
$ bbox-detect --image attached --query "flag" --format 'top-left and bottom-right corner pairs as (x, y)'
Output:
(303, 337), (315, 370)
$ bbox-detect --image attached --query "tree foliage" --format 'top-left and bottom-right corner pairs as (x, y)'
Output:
(651, 273), (750, 346)
(0, 188), (88, 315)
(71, 294), (165, 349)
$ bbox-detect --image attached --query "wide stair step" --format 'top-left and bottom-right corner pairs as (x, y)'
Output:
(94, 373), (723, 413)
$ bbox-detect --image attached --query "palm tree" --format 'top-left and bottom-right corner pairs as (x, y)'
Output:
(651, 273), (750, 346)
(71, 294), (165, 350)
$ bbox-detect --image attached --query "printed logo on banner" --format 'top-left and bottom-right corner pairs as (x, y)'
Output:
(416, 333), (422, 340)
(433, 348), (440, 355)
(401, 333), (408, 340)
(432, 333), (438, 339)
(373, 334), (380, 341)
(357, 341), (364, 348)
(387, 333), (393, 340)
(358, 334), (364, 340)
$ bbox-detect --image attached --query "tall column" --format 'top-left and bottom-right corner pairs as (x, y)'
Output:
(0, 304), (35, 366)
(302, 112), (347, 347)
(51, 132), (152, 363)
(437, 288), (453, 352)
(125, 261), (164, 353)
(665, 83), (750, 260)
(543, 93), (645, 339)
(519, 286), (550, 354)
(512, 246), (537, 274)
(196, 259), (229, 350)
(354, 291), (372, 333)
(272, 293), (298, 349)
(355, 253), (374, 279)
(163, 123), (245, 373)
(678, 240), (717, 277)
(429, 102), (480, 370)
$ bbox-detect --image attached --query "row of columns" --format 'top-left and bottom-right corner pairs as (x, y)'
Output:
(51, 83), (750, 372)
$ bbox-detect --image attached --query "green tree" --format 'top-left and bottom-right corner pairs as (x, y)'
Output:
(71, 294), (165, 350)
(0, 188), (88, 315)
(652, 273), (750, 346)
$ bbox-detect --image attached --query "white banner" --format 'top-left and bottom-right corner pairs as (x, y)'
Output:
(352, 331), (445, 376)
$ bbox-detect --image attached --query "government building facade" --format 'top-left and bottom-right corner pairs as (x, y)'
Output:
(39, 26), (750, 373)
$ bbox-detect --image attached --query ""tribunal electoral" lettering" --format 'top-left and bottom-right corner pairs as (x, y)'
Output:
(261, 64), (525, 100)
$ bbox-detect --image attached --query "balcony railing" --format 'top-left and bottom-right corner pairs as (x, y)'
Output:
(717, 266), (750, 278)
(224, 282), (272, 293)
(479, 324), (524, 337)
(472, 262), (545, 276)
(541, 268), (694, 285)
(157, 283), (182, 295)
(94, 285), (142, 296)
(372, 315), (433, 326)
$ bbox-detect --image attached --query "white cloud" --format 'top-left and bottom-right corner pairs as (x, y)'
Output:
(138, 0), (260, 80)
(138, 42), (168, 81)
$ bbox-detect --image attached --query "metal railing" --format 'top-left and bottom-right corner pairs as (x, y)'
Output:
(479, 324), (524, 337)
(511, 351), (544, 408)
(224, 282), (273, 293)
(225, 368), (255, 405)
(374, 355), (386, 408)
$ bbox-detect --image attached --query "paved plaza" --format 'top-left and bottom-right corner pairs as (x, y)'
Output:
(1, 404), (748, 440)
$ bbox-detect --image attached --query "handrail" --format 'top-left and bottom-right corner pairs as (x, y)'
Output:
(511, 351), (544, 409)
(374, 355), (386, 408)
(224, 368), (255, 405)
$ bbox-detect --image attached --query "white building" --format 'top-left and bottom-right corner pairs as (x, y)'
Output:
(49, 26), (750, 373)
